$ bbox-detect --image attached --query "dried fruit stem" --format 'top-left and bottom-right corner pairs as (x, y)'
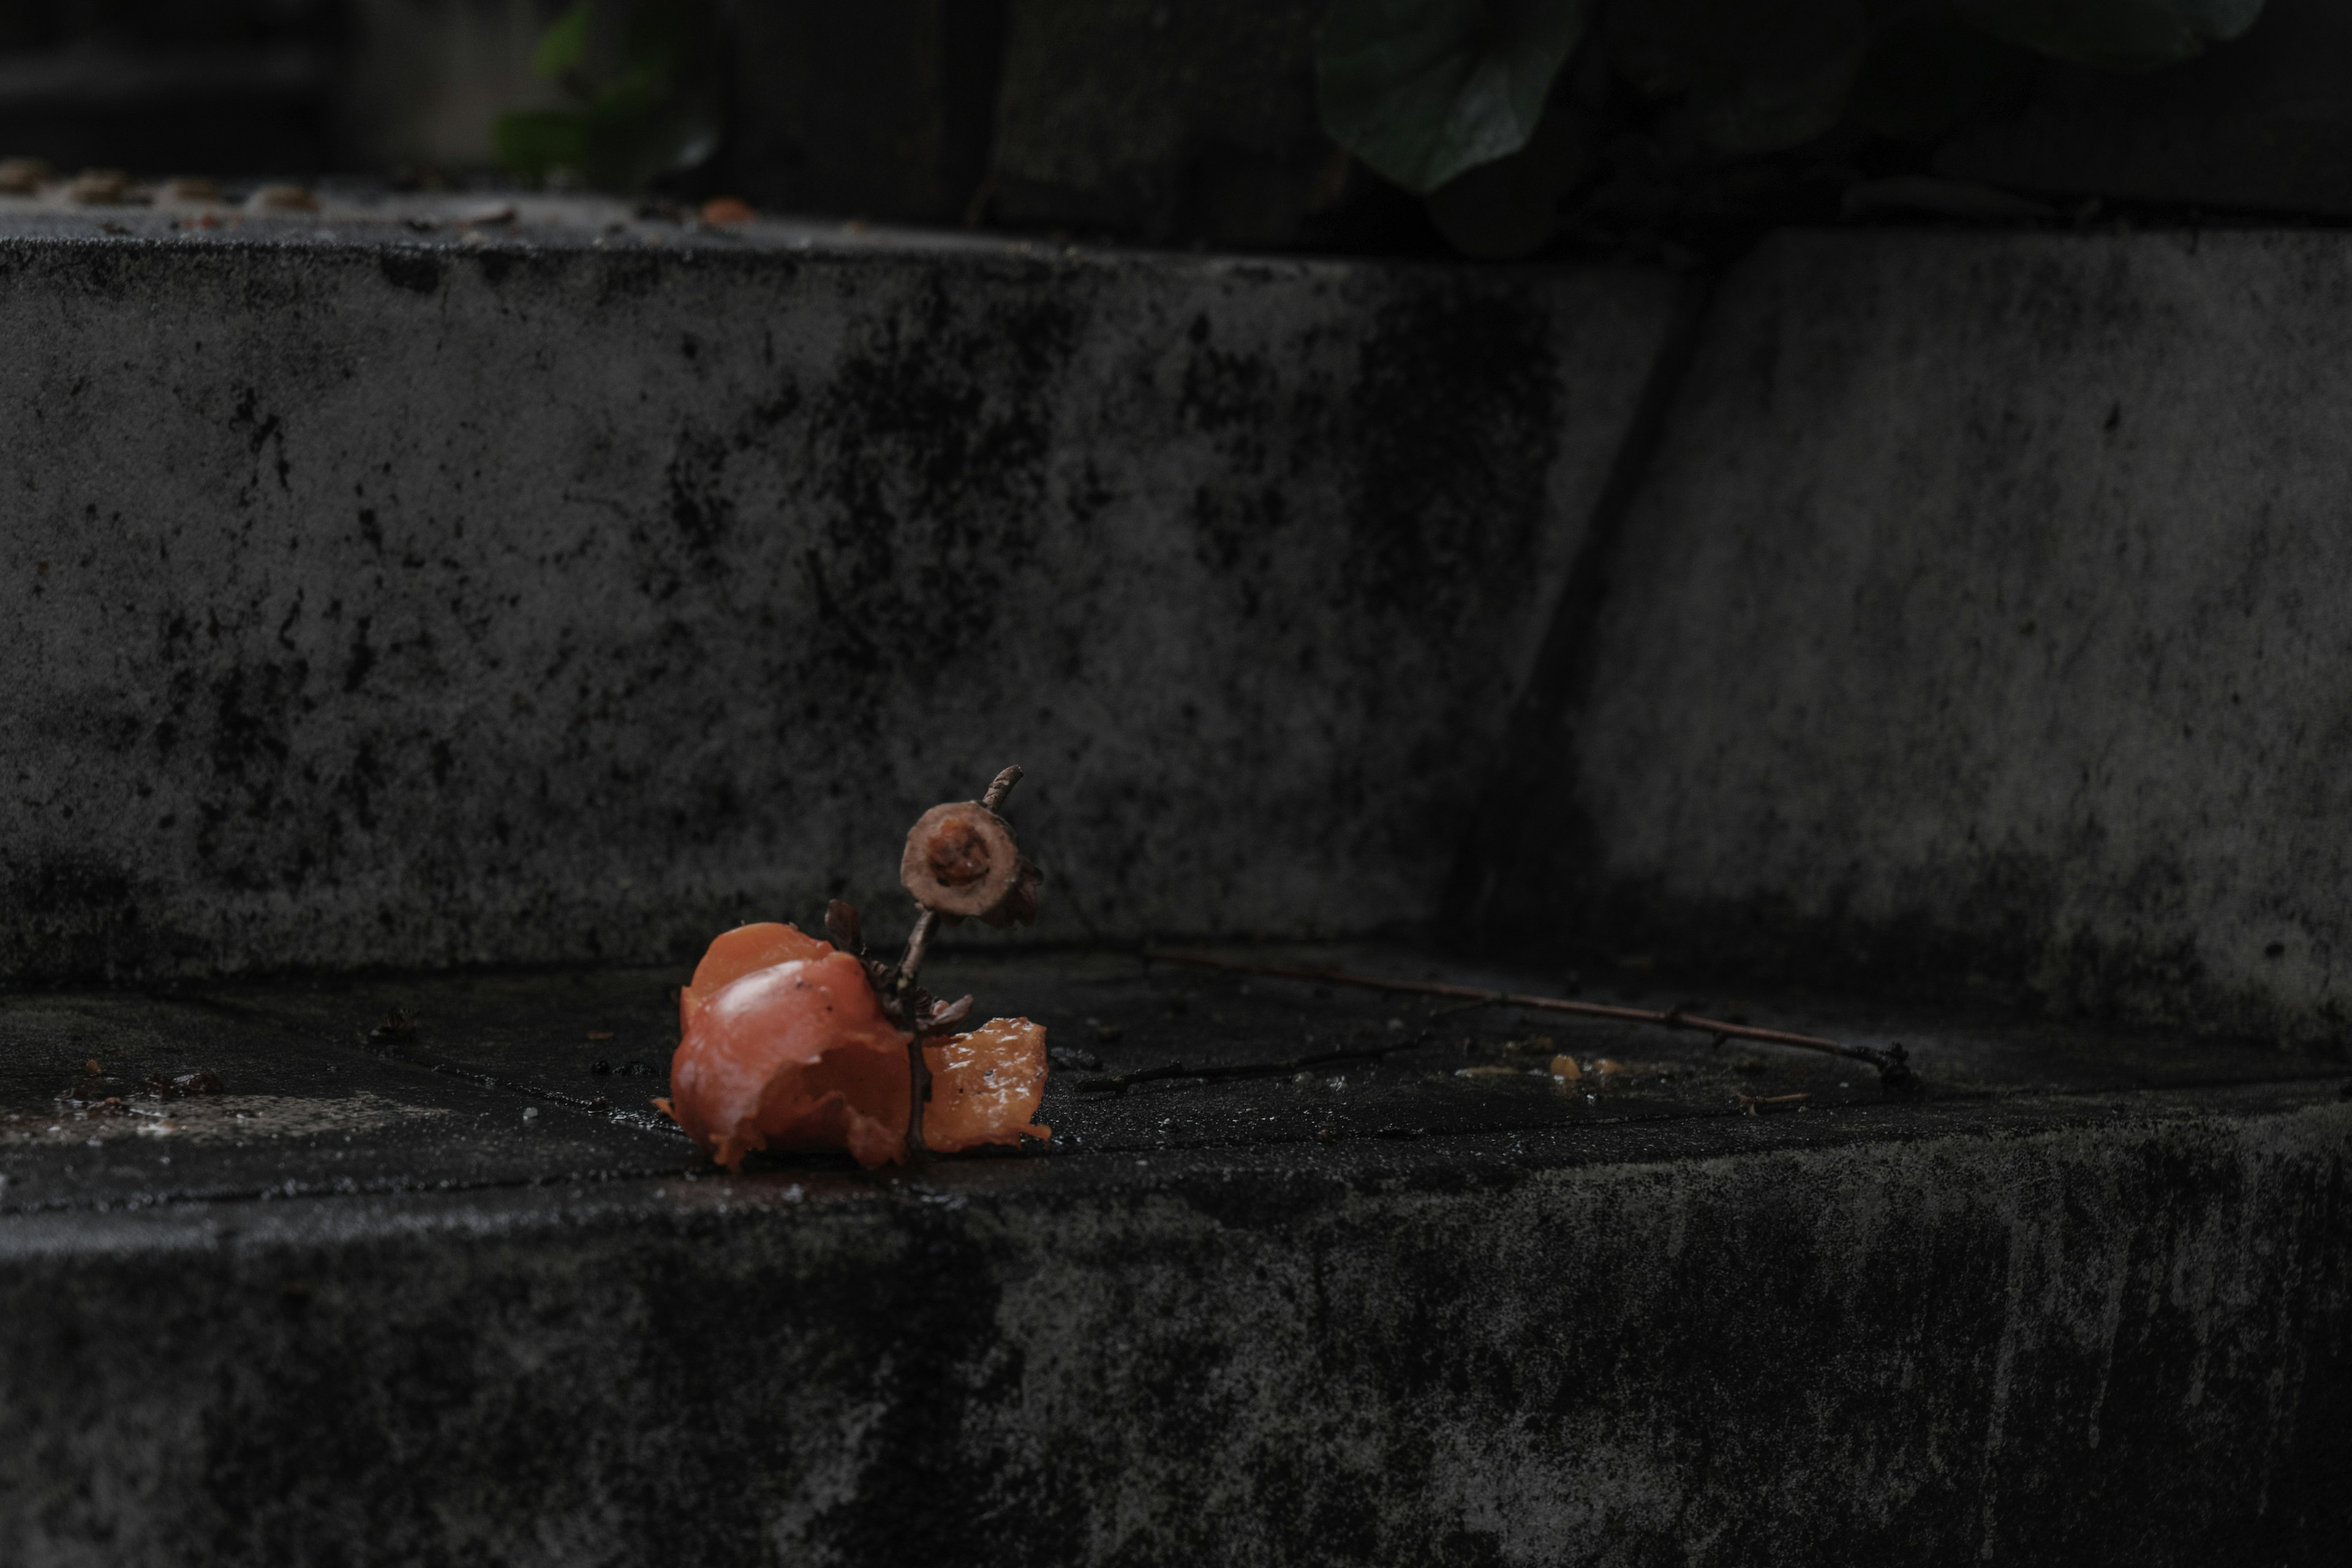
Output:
(980, 764), (1023, 812)
(898, 765), (1028, 1156)
(897, 767), (1026, 990)
(900, 910), (941, 988)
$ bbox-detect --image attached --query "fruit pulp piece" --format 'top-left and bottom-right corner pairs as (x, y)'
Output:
(679, 921), (833, 1034)
(922, 1017), (1052, 1152)
(666, 951), (911, 1170)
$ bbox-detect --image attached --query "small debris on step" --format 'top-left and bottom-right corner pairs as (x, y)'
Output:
(64, 169), (127, 205)
(0, 156), (52, 194)
(140, 1069), (223, 1099)
(244, 183), (317, 214)
(1049, 1045), (1102, 1071)
(356, 1009), (417, 1049)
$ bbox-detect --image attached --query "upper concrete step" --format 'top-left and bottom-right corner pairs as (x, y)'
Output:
(1485, 228), (2352, 1047)
(0, 194), (1680, 982)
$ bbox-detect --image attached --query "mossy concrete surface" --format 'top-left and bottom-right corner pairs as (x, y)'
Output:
(0, 204), (1678, 984)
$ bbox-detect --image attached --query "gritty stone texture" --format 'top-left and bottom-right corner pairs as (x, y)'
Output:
(0, 211), (1677, 982)
(1, 949), (2346, 1566)
(1494, 228), (2352, 1044)
(4, 1096), (2346, 1564)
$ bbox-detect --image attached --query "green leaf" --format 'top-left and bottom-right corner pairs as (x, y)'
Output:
(1956, 0), (2264, 71)
(592, 60), (680, 119)
(1424, 103), (1594, 258)
(584, 97), (721, 190)
(532, 1), (595, 81)
(1317, 0), (1594, 195)
(1608, 0), (1867, 156)
(494, 109), (590, 177)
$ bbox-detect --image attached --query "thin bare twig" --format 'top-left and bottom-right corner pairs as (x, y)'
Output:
(899, 908), (941, 990)
(1144, 949), (1917, 1094)
(979, 764), (1024, 813)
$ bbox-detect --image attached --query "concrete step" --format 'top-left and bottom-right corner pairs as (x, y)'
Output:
(1480, 226), (2352, 1048)
(0, 192), (1681, 982)
(10, 199), (2352, 1566)
(4, 949), (2345, 1566)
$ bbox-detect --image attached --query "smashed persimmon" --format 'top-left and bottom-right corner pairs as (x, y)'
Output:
(662, 927), (911, 1171)
(659, 914), (1053, 1170)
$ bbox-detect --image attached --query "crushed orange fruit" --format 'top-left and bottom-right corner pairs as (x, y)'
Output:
(660, 921), (1051, 1170)
(922, 1018), (1052, 1152)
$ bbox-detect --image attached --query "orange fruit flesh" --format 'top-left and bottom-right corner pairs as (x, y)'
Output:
(923, 1018), (1052, 1152)
(666, 948), (910, 1171)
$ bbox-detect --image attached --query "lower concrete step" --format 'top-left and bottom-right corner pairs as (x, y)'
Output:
(4, 948), (2344, 1566)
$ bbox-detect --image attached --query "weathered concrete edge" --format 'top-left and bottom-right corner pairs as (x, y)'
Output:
(4, 1084), (2346, 1567)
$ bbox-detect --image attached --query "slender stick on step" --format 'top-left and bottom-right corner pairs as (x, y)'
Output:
(897, 766), (1028, 1156)
(1076, 1035), (1428, 1095)
(1142, 948), (1917, 1093)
